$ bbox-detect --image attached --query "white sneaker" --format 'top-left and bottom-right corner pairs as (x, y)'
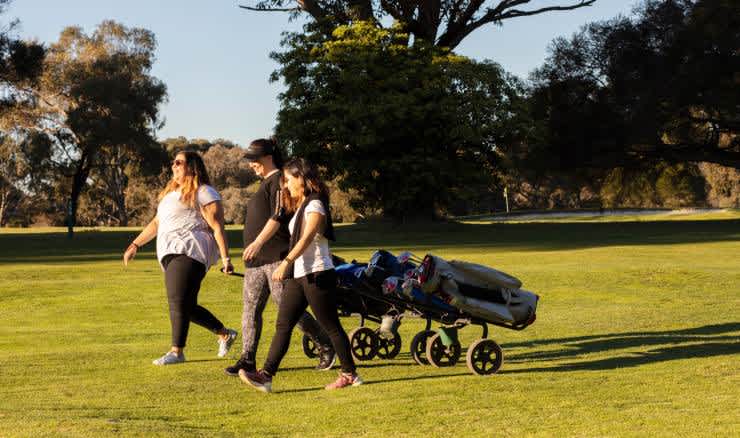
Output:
(152, 351), (185, 366)
(218, 329), (238, 358)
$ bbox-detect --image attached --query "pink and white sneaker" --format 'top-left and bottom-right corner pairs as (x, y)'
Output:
(325, 372), (364, 390)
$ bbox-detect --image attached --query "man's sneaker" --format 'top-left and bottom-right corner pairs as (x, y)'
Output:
(325, 372), (363, 390)
(217, 329), (238, 358)
(316, 347), (336, 371)
(152, 351), (185, 366)
(224, 355), (256, 376)
(239, 369), (272, 393)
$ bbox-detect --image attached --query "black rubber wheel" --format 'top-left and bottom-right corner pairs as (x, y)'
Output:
(425, 333), (462, 368)
(410, 330), (436, 365)
(302, 334), (319, 359)
(348, 327), (378, 361)
(466, 339), (504, 375)
(375, 329), (402, 359)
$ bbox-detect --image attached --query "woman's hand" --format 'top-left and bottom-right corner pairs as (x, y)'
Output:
(222, 257), (234, 275)
(201, 200), (232, 274)
(123, 244), (138, 266)
(123, 218), (157, 267)
(271, 260), (290, 282)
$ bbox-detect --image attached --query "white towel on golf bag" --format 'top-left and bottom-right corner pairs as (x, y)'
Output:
(420, 255), (522, 293)
(421, 255), (537, 325)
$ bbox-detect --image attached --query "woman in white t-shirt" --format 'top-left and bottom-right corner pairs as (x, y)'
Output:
(123, 151), (237, 366)
(240, 158), (363, 392)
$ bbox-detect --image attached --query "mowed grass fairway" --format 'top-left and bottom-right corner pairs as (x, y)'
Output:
(1, 213), (739, 437)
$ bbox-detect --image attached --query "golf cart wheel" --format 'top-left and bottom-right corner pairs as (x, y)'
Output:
(410, 330), (436, 365)
(348, 327), (378, 361)
(302, 334), (320, 359)
(425, 333), (462, 368)
(374, 329), (402, 359)
(466, 339), (504, 376)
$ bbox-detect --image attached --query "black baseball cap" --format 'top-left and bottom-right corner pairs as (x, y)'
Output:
(244, 139), (276, 161)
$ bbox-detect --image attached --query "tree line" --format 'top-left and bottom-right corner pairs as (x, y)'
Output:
(0, 0), (737, 231)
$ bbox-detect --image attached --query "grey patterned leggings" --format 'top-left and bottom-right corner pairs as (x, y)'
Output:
(241, 261), (329, 363)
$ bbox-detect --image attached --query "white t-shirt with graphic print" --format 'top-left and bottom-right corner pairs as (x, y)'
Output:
(156, 184), (221, 270)
(288, 199), (334, 278)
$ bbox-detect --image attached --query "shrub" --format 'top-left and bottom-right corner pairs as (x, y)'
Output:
(698, 162), (740, 208)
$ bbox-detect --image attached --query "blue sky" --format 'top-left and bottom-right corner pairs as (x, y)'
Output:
(10, 1), (637, 146)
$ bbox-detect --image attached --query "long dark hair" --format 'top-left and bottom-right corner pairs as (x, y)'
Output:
(282, 158), (329, 214)
(250, 138), (284, 169)
(158, 150), (211, 208)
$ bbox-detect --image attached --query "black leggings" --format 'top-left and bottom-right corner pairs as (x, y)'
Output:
(163, 254), (225, 348)
(263, 269), (356, 376)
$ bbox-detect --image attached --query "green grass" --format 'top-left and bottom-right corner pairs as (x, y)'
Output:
(1, 214), (739, 437)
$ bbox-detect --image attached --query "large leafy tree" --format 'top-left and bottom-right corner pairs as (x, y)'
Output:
(8, 21), (167, 234)
(273, 22), (526, 219)
(241, 0), (597, 49)
(528, 0), (739, 170)
(245, 2), (595, 219)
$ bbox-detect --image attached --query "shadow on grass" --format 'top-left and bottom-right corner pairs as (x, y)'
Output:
(278, 360), (422, 374)
(2, 219), (739, 263)
(275, 371), (472, 394)
(504, 342), (740, 374)
(186, 358), (228, 364)
(503, 322), (740, 373)
(504, 322), (740, 350)
(228, 323), (739, 385)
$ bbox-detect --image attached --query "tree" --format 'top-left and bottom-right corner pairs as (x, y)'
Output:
(243, 1), (595, 219)
(599, 162), (706, 208)
(7, 21), (167, 234)
(0, 135), (26, 225)
(0, 0), (45, 226)
(240, 0), (596, 49)
(161, 136), (218, 155)
(82, 143), (168, 226)
(0, 0), (44, 114)
(201, 143), (257, 189)
(528, 0), (740, 170)
(698, 162), (740, 208)
(273, 22), (525, 220)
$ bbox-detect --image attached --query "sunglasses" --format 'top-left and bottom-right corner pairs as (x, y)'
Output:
(172, 159), (186, 167)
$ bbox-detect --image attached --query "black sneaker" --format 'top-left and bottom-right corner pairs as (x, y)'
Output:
(316, 347), (336, 371)
(224, 355), (255, 376)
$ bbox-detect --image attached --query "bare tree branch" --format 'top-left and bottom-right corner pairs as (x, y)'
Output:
(241, 1), (599, 49)
(438, 0), (597, 49)
(238, 4), (301, 12)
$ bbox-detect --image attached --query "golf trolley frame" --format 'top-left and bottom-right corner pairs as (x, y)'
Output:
(302, 252), (529, 376)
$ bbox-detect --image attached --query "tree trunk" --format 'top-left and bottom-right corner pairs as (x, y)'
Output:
(0, 189), (7, 227)
(107, 147), (130, 226)
(67, 152), (90, 238)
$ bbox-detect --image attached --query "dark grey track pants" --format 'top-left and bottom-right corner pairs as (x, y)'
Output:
(241, 261), (329, 363)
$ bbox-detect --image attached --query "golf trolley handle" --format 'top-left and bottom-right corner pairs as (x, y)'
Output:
(220, 268), (245, 277)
